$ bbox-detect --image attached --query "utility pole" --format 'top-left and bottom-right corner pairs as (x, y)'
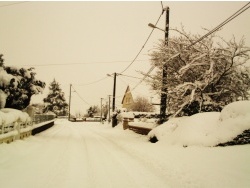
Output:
(112, 72), (117, 112)
(100, 98), (103, 123)
(107, 72), (119, 127)
(108, 95), (111, 123)
(160, 6), (169, 124)
(68, 84), (72, 121)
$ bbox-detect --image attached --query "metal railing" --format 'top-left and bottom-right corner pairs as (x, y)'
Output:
(32, 114), (55, 125)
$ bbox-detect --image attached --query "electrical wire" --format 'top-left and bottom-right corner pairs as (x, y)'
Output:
(71, 85), (90, 105)
(187, 2), (250, 48)
(0, 1), (29, 8)
(119, 2), (165, 74)
(119, 74), (141, 80)
(129, 2), (250, 92)
(161, 1), (164, 12)
(130, 65), (155, 92)
(74, 76), (109, 86)
(19, 60), (148, 67)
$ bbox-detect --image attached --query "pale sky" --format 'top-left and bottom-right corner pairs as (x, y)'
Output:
(0, 1), (250, 115)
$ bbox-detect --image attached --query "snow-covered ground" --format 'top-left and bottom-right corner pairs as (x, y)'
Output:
(149, 101), (250, 147)
(0, 119), (249, 188)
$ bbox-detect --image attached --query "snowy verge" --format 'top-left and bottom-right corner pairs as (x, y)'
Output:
(148, 101), (250, 147)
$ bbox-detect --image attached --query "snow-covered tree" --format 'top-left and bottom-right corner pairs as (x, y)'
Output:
(43, 79), (68, 116)
(131, 96), (155, 112)
(87, 105), (100, 117)
(0, 54), (46, 110)
(146, 28), (250, 117)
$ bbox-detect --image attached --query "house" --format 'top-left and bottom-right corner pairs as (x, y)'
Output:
(121, 86), (134, 111)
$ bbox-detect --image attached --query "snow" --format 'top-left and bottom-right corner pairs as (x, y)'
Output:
(0, 90), (7, 108)
(0, 101), (250, 187)
(219, 100), (250, 121)
(120, 112), (135, 118)
(0, 108), (30, 124)
(149, 101), (250, 147)
(0, 119), (249, 188)
(0, 67), (15, 87)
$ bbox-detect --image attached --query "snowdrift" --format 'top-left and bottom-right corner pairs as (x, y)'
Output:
(148, 101), (250, 147)
(0, 108), (31, 124)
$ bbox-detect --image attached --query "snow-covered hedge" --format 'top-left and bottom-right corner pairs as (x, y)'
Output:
(0, 108), (56, 142)
(148, 101), (250, 147)
(0, 108), (31, 125)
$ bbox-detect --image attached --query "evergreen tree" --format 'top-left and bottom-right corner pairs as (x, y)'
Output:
(87, 105), (100, 117)
(0, 54), (46, 110)
(43, 79), (68, 116)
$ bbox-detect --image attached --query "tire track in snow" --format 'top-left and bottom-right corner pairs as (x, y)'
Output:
(82, 125), (170, 188)
(0, 121), (194, 188)
(87, 126), (188, 188)
(38, 123), (72, 188)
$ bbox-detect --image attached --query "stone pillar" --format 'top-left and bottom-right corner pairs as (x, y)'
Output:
(14, 120), (20, 140)
(123, 118), (129, 130)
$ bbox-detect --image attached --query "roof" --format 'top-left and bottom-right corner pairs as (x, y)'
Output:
(121, 85), (132, 104)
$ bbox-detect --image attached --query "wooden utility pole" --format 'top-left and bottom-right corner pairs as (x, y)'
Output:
(108, 95), (111, 123)
(112, 72), (117, 112)
(68, 84), (72, 121)
(100, 98), (103, 123)
(160, 6), (170, 124)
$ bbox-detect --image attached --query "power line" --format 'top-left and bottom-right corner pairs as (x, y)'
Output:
(129, 2), (250, 92)
(120, 74), (141, 80)
(18, 60), (148, 67)
(130, 66), (155, 92)
(119, 2), (165, 74)
(73, 73), (141, 87)
(0, 1), (29, 8)
(187, 2), (250, 48)
(161, 1), (164, 12)
(74, 76), (109, 86)
(71, 85), (90, 105)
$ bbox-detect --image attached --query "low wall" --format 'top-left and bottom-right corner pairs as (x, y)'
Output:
(32, 120), (54, 135)
(123, 118), (152, 135)
(0, 114), (55, 144)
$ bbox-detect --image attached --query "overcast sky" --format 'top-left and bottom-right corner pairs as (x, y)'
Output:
(0, 1), (250, 114)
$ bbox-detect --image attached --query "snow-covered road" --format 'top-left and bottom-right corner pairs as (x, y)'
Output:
(0, 119), (249, 188)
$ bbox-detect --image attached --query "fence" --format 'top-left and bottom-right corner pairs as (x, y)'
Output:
(0, 114), (55, 144)
(32, 114), (55, 124)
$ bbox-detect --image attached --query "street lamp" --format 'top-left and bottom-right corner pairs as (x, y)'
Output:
(148, 23), (167, 33)
(148, 6), (169, 124)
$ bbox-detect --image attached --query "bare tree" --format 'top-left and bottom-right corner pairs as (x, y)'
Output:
(146, 27), (250, 116)
(131, 96), (155, 112)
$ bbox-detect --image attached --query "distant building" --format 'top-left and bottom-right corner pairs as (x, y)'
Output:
(121, 86), (134, 111)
